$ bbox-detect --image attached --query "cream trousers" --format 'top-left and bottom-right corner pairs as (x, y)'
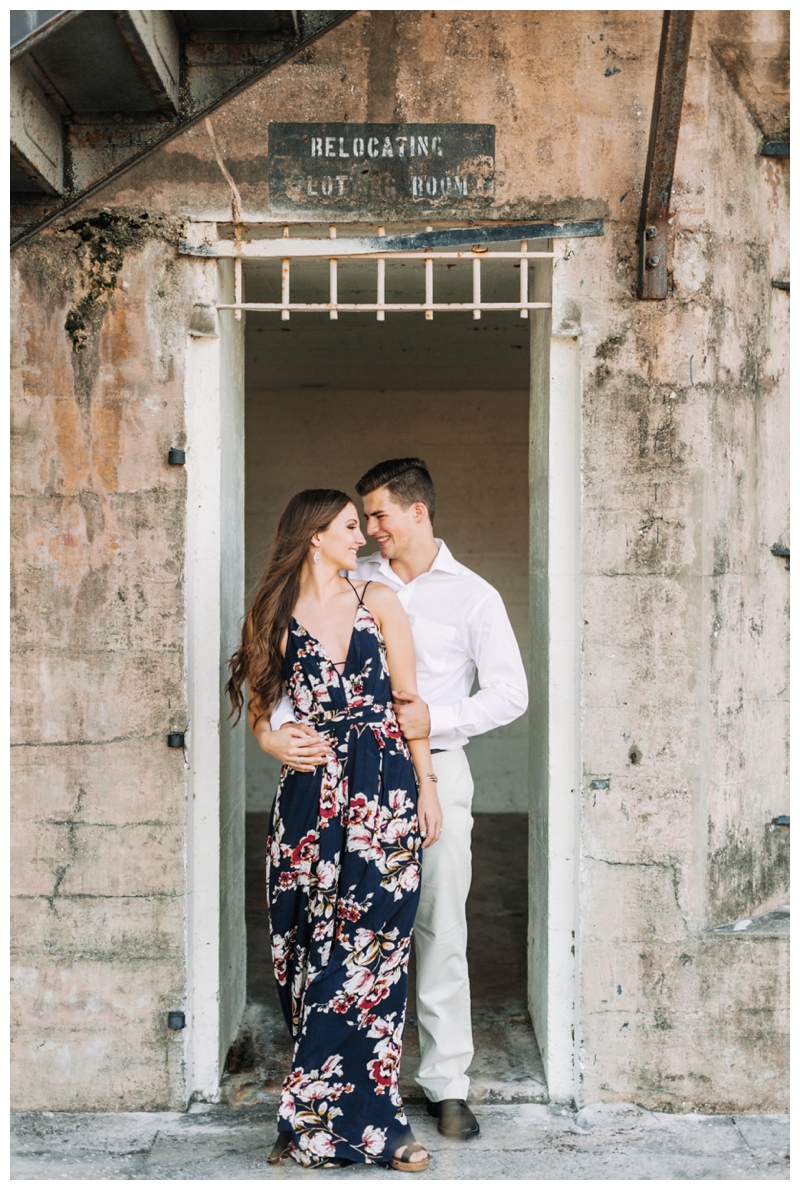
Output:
(413, 747), (474, 1103)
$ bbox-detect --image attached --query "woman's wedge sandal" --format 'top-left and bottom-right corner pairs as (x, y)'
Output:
(267, 1133), (292, 1165)
(390, 1142), (432, 1173)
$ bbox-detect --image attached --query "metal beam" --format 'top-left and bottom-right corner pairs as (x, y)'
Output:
(10, 10), (81, 60)
(10, 60), (63, 194)
(115, 10), (181, 114)
(637, 11), (694, 300)
(179, 220), (605, 259)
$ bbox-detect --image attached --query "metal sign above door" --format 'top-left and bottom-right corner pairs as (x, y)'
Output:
(268, 123), (495, 213)
(178, 219), (604, 321)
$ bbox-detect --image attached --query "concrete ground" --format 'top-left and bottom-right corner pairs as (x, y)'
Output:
(10, 1102), (790, 1180)
(11, 817), (790, 1179)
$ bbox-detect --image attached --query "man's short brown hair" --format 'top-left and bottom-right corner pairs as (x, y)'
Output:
(355, 457), (436, 522)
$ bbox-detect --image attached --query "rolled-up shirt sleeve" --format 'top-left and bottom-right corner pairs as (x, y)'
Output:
(427, 590), (528, 739)
(269, 693), (295, 731)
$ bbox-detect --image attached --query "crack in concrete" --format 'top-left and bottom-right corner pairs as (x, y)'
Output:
(44, 813), (83, 913)
(11, 731), (181, 748)
(45, 864), (70, 916)
(140, 1128), (162, 1165)
(583, 855), (691, 934)
(41, 787), (92, 915)
(204, 117), (242, 225)
(11, 486), (185, 502)
(584, 856), (677, 869)
(36, 818), (179, 828)
(12, 645), (184, 657)
(13, 892), (183, 901)
(30, 769), (183, 916)
(730, 1114), (758, 1165)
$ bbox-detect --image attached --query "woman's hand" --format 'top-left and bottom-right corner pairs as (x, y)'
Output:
(417, 781), (443, 849)
(255, 721), (334, 771)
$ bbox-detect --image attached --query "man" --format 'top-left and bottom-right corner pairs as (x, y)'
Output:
(259, 459), (528, 1140)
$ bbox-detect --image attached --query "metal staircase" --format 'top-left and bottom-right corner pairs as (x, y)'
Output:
(10, 9), (353, 246)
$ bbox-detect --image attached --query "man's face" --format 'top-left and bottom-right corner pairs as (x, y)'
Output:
(362, 487), (424, 560)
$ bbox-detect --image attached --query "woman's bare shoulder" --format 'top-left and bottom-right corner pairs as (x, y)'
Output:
(360, 581), (405, 632)
(360, 578), (399, 606)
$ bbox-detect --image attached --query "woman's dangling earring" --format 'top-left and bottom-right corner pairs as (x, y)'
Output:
(314, 549), (321, 564)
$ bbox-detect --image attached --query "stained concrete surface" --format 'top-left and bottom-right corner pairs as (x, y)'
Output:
(10, 815), (789, 1179)
(219, 812), (547, 1108)
(11, 1103), (790, 1180)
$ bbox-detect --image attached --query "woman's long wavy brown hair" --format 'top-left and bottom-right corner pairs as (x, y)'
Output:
(226, 488), (352, 725)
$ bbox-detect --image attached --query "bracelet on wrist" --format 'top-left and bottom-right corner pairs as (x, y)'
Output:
(419, 772), (438, 785)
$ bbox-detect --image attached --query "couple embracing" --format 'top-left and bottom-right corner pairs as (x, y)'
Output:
(227, 458), (528, 1171)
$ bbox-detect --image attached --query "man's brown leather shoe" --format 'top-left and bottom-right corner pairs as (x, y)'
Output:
(425, 1098), (480, 1140)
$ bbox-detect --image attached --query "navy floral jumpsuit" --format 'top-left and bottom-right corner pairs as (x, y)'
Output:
(266, 582), (422, 1167)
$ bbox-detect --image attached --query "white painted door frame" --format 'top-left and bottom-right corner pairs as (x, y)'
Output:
(528, 250), (582, 1104)
(181, 231), (583, 1108)
(183, 242), (247, 1103)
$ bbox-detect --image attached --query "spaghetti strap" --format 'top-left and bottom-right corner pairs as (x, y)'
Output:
(346, 576), (372, 606)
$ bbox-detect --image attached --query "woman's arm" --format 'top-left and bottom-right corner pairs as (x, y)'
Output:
(247, 624), (333, 771)
(365, 585), (443, 849)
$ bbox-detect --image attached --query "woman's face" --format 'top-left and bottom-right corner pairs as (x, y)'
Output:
(315, 502), (366, 571)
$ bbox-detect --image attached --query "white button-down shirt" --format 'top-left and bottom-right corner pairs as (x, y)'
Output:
(271, 540), (528, 751)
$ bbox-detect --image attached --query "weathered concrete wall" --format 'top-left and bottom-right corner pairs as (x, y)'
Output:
(10, 9), (788, 1113)
(11, 218), (192, 1109)
(554, 14), (789, 1109)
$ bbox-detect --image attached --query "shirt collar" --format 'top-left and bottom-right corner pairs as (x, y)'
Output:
(375, 538), (459, 583)
(429, 539), (461, 574)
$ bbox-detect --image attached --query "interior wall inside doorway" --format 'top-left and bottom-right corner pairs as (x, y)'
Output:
(244, 275), (530, 813)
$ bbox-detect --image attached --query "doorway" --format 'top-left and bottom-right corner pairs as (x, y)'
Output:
(225, 243), (545, 1103)
(182, 225), (583, 1108)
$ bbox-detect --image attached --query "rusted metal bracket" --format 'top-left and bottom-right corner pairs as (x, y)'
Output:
(637, 11), (694, 300)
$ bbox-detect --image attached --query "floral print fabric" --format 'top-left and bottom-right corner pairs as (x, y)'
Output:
(267, 598), (422, 1167)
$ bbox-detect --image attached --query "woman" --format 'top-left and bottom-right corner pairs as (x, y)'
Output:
(227, 489), (443, 1171)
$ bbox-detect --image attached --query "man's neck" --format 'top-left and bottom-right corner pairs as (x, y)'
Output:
(388, 534), (440, 585)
